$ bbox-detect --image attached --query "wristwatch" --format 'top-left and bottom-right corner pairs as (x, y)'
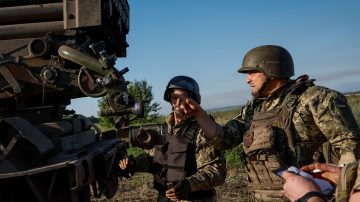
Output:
(295, 191), (328, 202)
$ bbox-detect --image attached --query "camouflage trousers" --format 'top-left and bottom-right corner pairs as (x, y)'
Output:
(157, 195), (217, 202)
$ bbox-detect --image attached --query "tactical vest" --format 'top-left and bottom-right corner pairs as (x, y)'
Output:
(241, 76), (328, 202)
(152, 120), (214, 201)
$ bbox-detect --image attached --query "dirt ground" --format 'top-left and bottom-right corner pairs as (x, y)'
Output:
(91, 167), (248, 202)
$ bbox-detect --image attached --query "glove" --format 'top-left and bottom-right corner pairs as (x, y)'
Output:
(119, 155), (136, 172)
(168, 179), (192, 201)
(125, 155), (136, 171)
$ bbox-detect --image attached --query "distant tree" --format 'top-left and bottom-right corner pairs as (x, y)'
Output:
(128, 79), (161, 125)
(97, 95), (114, 128)
(88, 115), (100, 123)
(63, 115), (72, 119)
(97, 78), (161, 127)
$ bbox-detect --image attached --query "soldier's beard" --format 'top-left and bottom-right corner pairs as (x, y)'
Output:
(173, 106), (185, 119)
(251, 91), (258, 99)
(252, 79), (269, 99)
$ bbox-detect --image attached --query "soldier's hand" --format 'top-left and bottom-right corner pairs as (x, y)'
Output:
(282, 171), (323, 202)
(119, 155), (136, 170)
(172, 94), (217, 141)
(165, 180), (191, 201)
(301, 162), (341, 185)
(171, 94), (201, 117)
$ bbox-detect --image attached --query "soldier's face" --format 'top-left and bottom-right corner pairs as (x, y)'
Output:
(171, 90), (189, 117)
(246, 70), (266, 94)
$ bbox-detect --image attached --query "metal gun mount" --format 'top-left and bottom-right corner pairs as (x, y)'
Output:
(116, 122), (166, 150)
(58, 42), (145, 120)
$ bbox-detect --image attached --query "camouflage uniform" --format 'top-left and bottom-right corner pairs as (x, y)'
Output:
(336, 161), (360, 202)
(209, 79), (360, 165)
(135, 113), (227, 202)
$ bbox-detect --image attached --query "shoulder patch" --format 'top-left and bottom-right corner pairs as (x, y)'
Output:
(337, 102), (347, 108)
(243, 131), (254, 148)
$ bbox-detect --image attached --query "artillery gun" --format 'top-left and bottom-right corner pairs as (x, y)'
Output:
(0, 0), (143, 201)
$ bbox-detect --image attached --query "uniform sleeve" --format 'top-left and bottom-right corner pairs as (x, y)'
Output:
(301, 86), (360, 164)
(134, 150), (154, 173)
(186, 130), (227, 192)
(207, 103), (249, 150)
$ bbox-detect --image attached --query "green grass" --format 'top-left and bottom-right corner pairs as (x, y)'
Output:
(127, 144), (145, 157)
(208, 108), (242, 126)
(207, 108), (245, 168)
(224, 144), (244, 169)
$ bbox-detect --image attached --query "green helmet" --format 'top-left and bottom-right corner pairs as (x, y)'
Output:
(238, 45), (294, 78)
(164, 75), (201, 104)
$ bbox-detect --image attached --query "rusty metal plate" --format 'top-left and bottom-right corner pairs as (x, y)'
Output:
(64, 0), (101, 29)
(51, 129), (96, 152)
(0, 62), (21, 93)
(35, 121), (73, 138)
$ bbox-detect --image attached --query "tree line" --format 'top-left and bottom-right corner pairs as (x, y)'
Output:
(97, 79), (162, 127)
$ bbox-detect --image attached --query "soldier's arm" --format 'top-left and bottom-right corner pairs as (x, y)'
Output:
(185, 130), (227, 192)
(133, 151), (154, 173)
(206, 104), (249, 150)
(302, 86), (360, 164)
(174, 94), (247, 150)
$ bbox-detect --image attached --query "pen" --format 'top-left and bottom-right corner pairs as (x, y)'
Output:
(310, 164), (345, 173)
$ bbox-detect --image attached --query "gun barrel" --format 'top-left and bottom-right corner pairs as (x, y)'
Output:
(100, 100), (144, 117)
(0, 3), (63, 26)
(0, 0), (62, 8)
(0, 21), (64, 40)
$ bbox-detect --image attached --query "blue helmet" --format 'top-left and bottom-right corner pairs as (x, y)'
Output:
(164, 75), (201, 104)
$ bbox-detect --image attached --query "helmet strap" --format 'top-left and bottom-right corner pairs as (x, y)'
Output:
(252, 78), (270, 99)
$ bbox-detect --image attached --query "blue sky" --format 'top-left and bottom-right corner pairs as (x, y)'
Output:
(69, 0), (360, 117)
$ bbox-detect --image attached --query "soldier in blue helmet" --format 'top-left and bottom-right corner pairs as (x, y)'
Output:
(120, 76), (227, 202)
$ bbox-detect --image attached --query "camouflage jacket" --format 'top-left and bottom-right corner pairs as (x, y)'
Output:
(135, 113), (227, 202)
(209, 78), (360, 165)
(336, 161), (360, 202)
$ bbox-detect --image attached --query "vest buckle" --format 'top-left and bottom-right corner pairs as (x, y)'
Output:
(258, 154), (267, 161)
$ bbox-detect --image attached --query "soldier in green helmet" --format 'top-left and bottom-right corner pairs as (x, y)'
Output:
(173, 45), (360, 201)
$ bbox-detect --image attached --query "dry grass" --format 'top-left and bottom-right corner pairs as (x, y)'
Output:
(215, 167), (249, 202)
(91, 173), (158, 202)
(91, 168), (248, 202)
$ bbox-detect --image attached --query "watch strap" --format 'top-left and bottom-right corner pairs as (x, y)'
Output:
(295, 191), (327, 202)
